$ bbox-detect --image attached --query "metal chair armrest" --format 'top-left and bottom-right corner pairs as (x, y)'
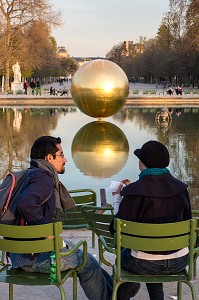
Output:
(60, 239), (87, 271)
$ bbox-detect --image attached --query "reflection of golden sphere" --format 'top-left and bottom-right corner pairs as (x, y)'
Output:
(72, 121), (129, 178)
(71, 59), (129, 118)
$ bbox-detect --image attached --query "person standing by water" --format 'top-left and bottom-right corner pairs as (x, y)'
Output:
(110, 140), (192, 300)
(176, 85), (182, 95)
(30, 79), (36, 95)
(36, 80), (41, 95)
(23, 80), (29, 95)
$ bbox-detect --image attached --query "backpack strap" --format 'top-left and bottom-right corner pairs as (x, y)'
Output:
(2, 173), (16, 214)
(41, 189), (53, 205)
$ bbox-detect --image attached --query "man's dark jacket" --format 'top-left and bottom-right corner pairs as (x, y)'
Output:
(10, 167), (55, 268)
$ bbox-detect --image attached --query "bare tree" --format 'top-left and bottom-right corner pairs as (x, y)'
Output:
(0, 0), (61, 90)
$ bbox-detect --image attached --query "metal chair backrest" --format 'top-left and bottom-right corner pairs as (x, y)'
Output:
(81, 204), (115, 266)
(0, 222), (63, 282)
(62, 189), (96, 228)
(114, 218), (197, 280)
(82, 205), (114, 246)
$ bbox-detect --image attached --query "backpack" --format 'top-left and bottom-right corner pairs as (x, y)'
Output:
(0, 168), (52, 225)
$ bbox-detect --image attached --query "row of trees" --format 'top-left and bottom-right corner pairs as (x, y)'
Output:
(0, 0), (78, 91)
(106, 0), (199, 87)
(1, 1), (198, 90)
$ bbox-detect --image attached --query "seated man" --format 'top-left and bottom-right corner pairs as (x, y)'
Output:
(9, 136), (113, 300)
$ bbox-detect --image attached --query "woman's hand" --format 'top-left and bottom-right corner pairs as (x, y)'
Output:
(122, 179), (131, 185)
(112, 183), (124, 195)
(112, 179), (131, 195)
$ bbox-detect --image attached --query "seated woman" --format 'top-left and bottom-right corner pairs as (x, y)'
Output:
(109, 140), (192, 300)
(166, 86), (173, 95)
(61, 86), (68, 96)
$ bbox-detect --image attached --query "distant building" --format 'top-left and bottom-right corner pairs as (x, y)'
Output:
(106, 40), (145, 60)
(73, 57), (105, 67)
(56, 46), (69, 58)
(121, 40), (144, 57)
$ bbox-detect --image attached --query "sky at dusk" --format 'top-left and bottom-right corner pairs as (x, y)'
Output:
(52, 0), (169, 58)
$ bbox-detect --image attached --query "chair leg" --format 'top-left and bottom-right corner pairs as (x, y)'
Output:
(112, 282), (122, 300)
(177, 282), (182, 300)
(193, 254), (198, 278)
(92, 231), (95, 248)
(183, 281), (197, 300)
(73, 271), (78, 300)
(58, 285), (66, 300)
(193, 257), (197, 279)
(9, 283), (14, 300)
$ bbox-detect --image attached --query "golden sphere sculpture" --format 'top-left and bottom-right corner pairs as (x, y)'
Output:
(71, 59), (129, 119)
(72, 121), (129, 178)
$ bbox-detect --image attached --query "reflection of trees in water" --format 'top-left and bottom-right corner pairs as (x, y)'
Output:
(114, 107), (199, 209)
(0, 108), (58, 180)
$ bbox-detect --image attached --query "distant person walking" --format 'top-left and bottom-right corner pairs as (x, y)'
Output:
(36, 80), (41, 95)
(176, 85), (182, 95)
(23, 80), (29, 95)
(30, 79), (36, 95)
(50, 86), (56, 95)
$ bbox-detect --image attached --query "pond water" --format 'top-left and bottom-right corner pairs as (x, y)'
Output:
(0, 106), (198, 209)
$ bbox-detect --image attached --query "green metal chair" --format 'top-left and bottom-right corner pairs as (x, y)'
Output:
(192, 89), (199, 95)
(112, 218), (198, 300)
(192, 209), (199, 277)
(0, 222), (87, 300)
(16, 90), (23, 95)
(36, 87), (41, 95)
(142, 89), (149, 95)
(131, 89), (140, 95)
(62, 189), (97, 248)
(81, 204), (115, 266)
(7, 90), (14, 95)
(149, 89), (157, 95)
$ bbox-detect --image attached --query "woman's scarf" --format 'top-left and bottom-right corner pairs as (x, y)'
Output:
(139, 167), (170, 179)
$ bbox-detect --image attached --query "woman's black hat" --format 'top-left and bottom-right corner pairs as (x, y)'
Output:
(134, 140), (169, 168)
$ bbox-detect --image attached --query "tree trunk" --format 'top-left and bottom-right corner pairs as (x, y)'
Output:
(4, 24), (12, 91)
(5, 60), (10, 91)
